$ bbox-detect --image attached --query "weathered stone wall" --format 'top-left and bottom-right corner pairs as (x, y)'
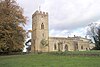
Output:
(49, 37), (94, 52)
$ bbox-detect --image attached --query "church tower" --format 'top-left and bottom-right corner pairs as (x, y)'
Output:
(31, 10), (49, 52)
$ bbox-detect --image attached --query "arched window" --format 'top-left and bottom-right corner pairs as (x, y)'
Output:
(41, 23), (44, 29)
(54, 44), (57, 50)
(81, 46), (83, 49)
(74, 42), (78, 51)
(76, 44), (78, 49)
(65, 45), (68, 51)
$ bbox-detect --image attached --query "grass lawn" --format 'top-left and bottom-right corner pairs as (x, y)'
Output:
(0, 51), (100, 67)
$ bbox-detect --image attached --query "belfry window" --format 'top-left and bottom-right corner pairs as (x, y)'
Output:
(41, 23), (44, 29)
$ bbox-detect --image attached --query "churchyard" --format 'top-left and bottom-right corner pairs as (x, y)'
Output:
(0, 51), (100, 67)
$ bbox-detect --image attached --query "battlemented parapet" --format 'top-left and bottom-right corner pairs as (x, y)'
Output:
(32, 10), (48, 18)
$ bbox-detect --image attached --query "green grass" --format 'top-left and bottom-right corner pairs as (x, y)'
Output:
(0, 51), (100, 67)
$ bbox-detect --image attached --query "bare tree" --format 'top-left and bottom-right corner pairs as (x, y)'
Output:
(87, 23), (100, 50)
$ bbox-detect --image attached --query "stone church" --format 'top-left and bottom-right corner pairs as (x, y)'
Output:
(31, 10), (95, 52)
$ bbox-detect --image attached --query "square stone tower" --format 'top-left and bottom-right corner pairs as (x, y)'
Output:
(31, 10), (49, 52)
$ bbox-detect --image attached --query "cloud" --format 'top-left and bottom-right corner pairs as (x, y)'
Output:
(49, 27), (88, 37)
(17, 0), (100, 37)
(17, 0), (45, 30)
(49, 29), (70, 37)
(41, 0), (100, 30)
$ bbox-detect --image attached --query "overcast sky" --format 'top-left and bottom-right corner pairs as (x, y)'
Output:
(17, 0), (100, 37)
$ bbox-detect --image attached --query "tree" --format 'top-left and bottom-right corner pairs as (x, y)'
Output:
(87, 23), (100, 50)
(0, 0), (26, 52)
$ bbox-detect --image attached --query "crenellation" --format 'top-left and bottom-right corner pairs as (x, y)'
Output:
(46, 12), (48, 15)
(32, 10), (48, 16)
(35, 10), (39, 13)
(40, 11), (42, 14)
(43, 12), (45, 14)
(32, 11), (38, 18)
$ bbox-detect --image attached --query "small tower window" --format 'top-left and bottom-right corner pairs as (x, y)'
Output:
(41, 23), (44, 29)
(42, 33), (44, 37)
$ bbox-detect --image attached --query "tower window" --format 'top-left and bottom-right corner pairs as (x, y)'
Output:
(42, 33), (44, 37)
(41, 23), (44, 29)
